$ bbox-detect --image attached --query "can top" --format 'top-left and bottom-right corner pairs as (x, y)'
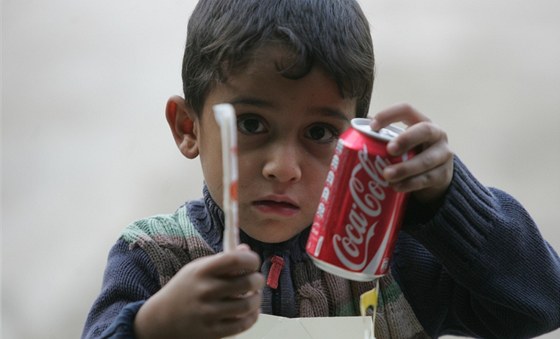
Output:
(351, 118), (404, 142)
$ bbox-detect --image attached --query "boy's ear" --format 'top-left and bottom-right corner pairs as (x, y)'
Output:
(165, 96), (199, 159)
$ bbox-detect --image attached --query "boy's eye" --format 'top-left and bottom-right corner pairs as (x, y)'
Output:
(305, 124), (339, 143)
(237, 115), (267, 134)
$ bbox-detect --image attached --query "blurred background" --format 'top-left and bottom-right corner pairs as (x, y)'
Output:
(2, 0), (559, 338)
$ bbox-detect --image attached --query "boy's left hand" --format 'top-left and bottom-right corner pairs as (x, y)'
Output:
(370, 103), (454, 205)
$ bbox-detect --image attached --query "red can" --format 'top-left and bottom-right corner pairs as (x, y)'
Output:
(306, 118), (414, 282)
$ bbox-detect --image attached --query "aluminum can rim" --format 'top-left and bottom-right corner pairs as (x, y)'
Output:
(351, 118), (405, 142)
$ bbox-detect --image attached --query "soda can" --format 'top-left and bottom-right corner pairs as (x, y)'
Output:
(306, 118), (415, 282)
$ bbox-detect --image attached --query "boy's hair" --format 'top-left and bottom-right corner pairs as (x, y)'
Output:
(182, 0), (374, 117)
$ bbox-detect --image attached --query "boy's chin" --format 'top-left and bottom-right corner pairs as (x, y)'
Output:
(241, 227), (308, 244)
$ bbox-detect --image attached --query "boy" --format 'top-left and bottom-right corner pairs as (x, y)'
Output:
(83, 0), (560, 338)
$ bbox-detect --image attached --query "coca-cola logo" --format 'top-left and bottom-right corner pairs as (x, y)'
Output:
(332, 144), (391, 271)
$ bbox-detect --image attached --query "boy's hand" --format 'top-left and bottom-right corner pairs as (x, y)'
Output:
(371, 104), (454, 205)
(135, 244), (264, 339)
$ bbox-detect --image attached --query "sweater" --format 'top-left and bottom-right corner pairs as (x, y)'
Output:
(83, 157), (560, 338)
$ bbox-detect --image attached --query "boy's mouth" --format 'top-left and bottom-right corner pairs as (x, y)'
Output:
(252, 197), (300, 216)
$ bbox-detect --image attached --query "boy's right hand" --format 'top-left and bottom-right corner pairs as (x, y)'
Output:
(134, 244), (264, 339)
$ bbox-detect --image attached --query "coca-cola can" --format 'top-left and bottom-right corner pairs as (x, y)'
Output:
(306, 118), (415, 282)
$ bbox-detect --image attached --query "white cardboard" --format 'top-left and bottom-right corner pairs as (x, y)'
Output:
(234, 314), (374, 339)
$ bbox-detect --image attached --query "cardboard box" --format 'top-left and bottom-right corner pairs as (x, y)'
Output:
(233, 314), (374, 339)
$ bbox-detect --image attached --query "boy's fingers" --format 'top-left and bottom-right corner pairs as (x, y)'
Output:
(371, 103), (430, 130)
(199, 286), (262, 318)
(194, 270), (263, 303)
(384, 139), (452, 183)
(237, 243), (251, 251)
(208, 272), (265, 299)
(390, 160), (452, 193)
(388, 121), (446, 156)
(217, 289), (262, 317)
(197, 250), (261, 278)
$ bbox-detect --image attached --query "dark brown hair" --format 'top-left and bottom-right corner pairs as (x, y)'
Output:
(182, 0), (374, 117)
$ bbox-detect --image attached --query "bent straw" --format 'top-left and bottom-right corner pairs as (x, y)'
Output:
(213, 103), (239, 252)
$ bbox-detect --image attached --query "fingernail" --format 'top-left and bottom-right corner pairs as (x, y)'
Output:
(387, 141), (399, 155)
(384, 167), (395, 179)
(370, 119), (380, 131)
(237, 244), (250, 251)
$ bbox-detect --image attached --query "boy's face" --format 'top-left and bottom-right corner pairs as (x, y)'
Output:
(190, 46), (356, 243)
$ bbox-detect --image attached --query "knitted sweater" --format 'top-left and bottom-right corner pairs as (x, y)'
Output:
(83, 158), (560, 338)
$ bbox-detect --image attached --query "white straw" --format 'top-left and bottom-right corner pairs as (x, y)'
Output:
(213, 103), (239, 252)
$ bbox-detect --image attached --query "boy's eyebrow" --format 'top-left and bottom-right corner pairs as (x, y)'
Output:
(229, 97), (350, 122)
(229, 97), (274, 108)
(313, 107), (351, 122)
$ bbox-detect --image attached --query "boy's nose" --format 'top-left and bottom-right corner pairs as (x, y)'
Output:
(262, 144), (302, 183)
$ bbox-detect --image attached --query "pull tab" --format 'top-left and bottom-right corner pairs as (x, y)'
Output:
(266, 255), (285, 289)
